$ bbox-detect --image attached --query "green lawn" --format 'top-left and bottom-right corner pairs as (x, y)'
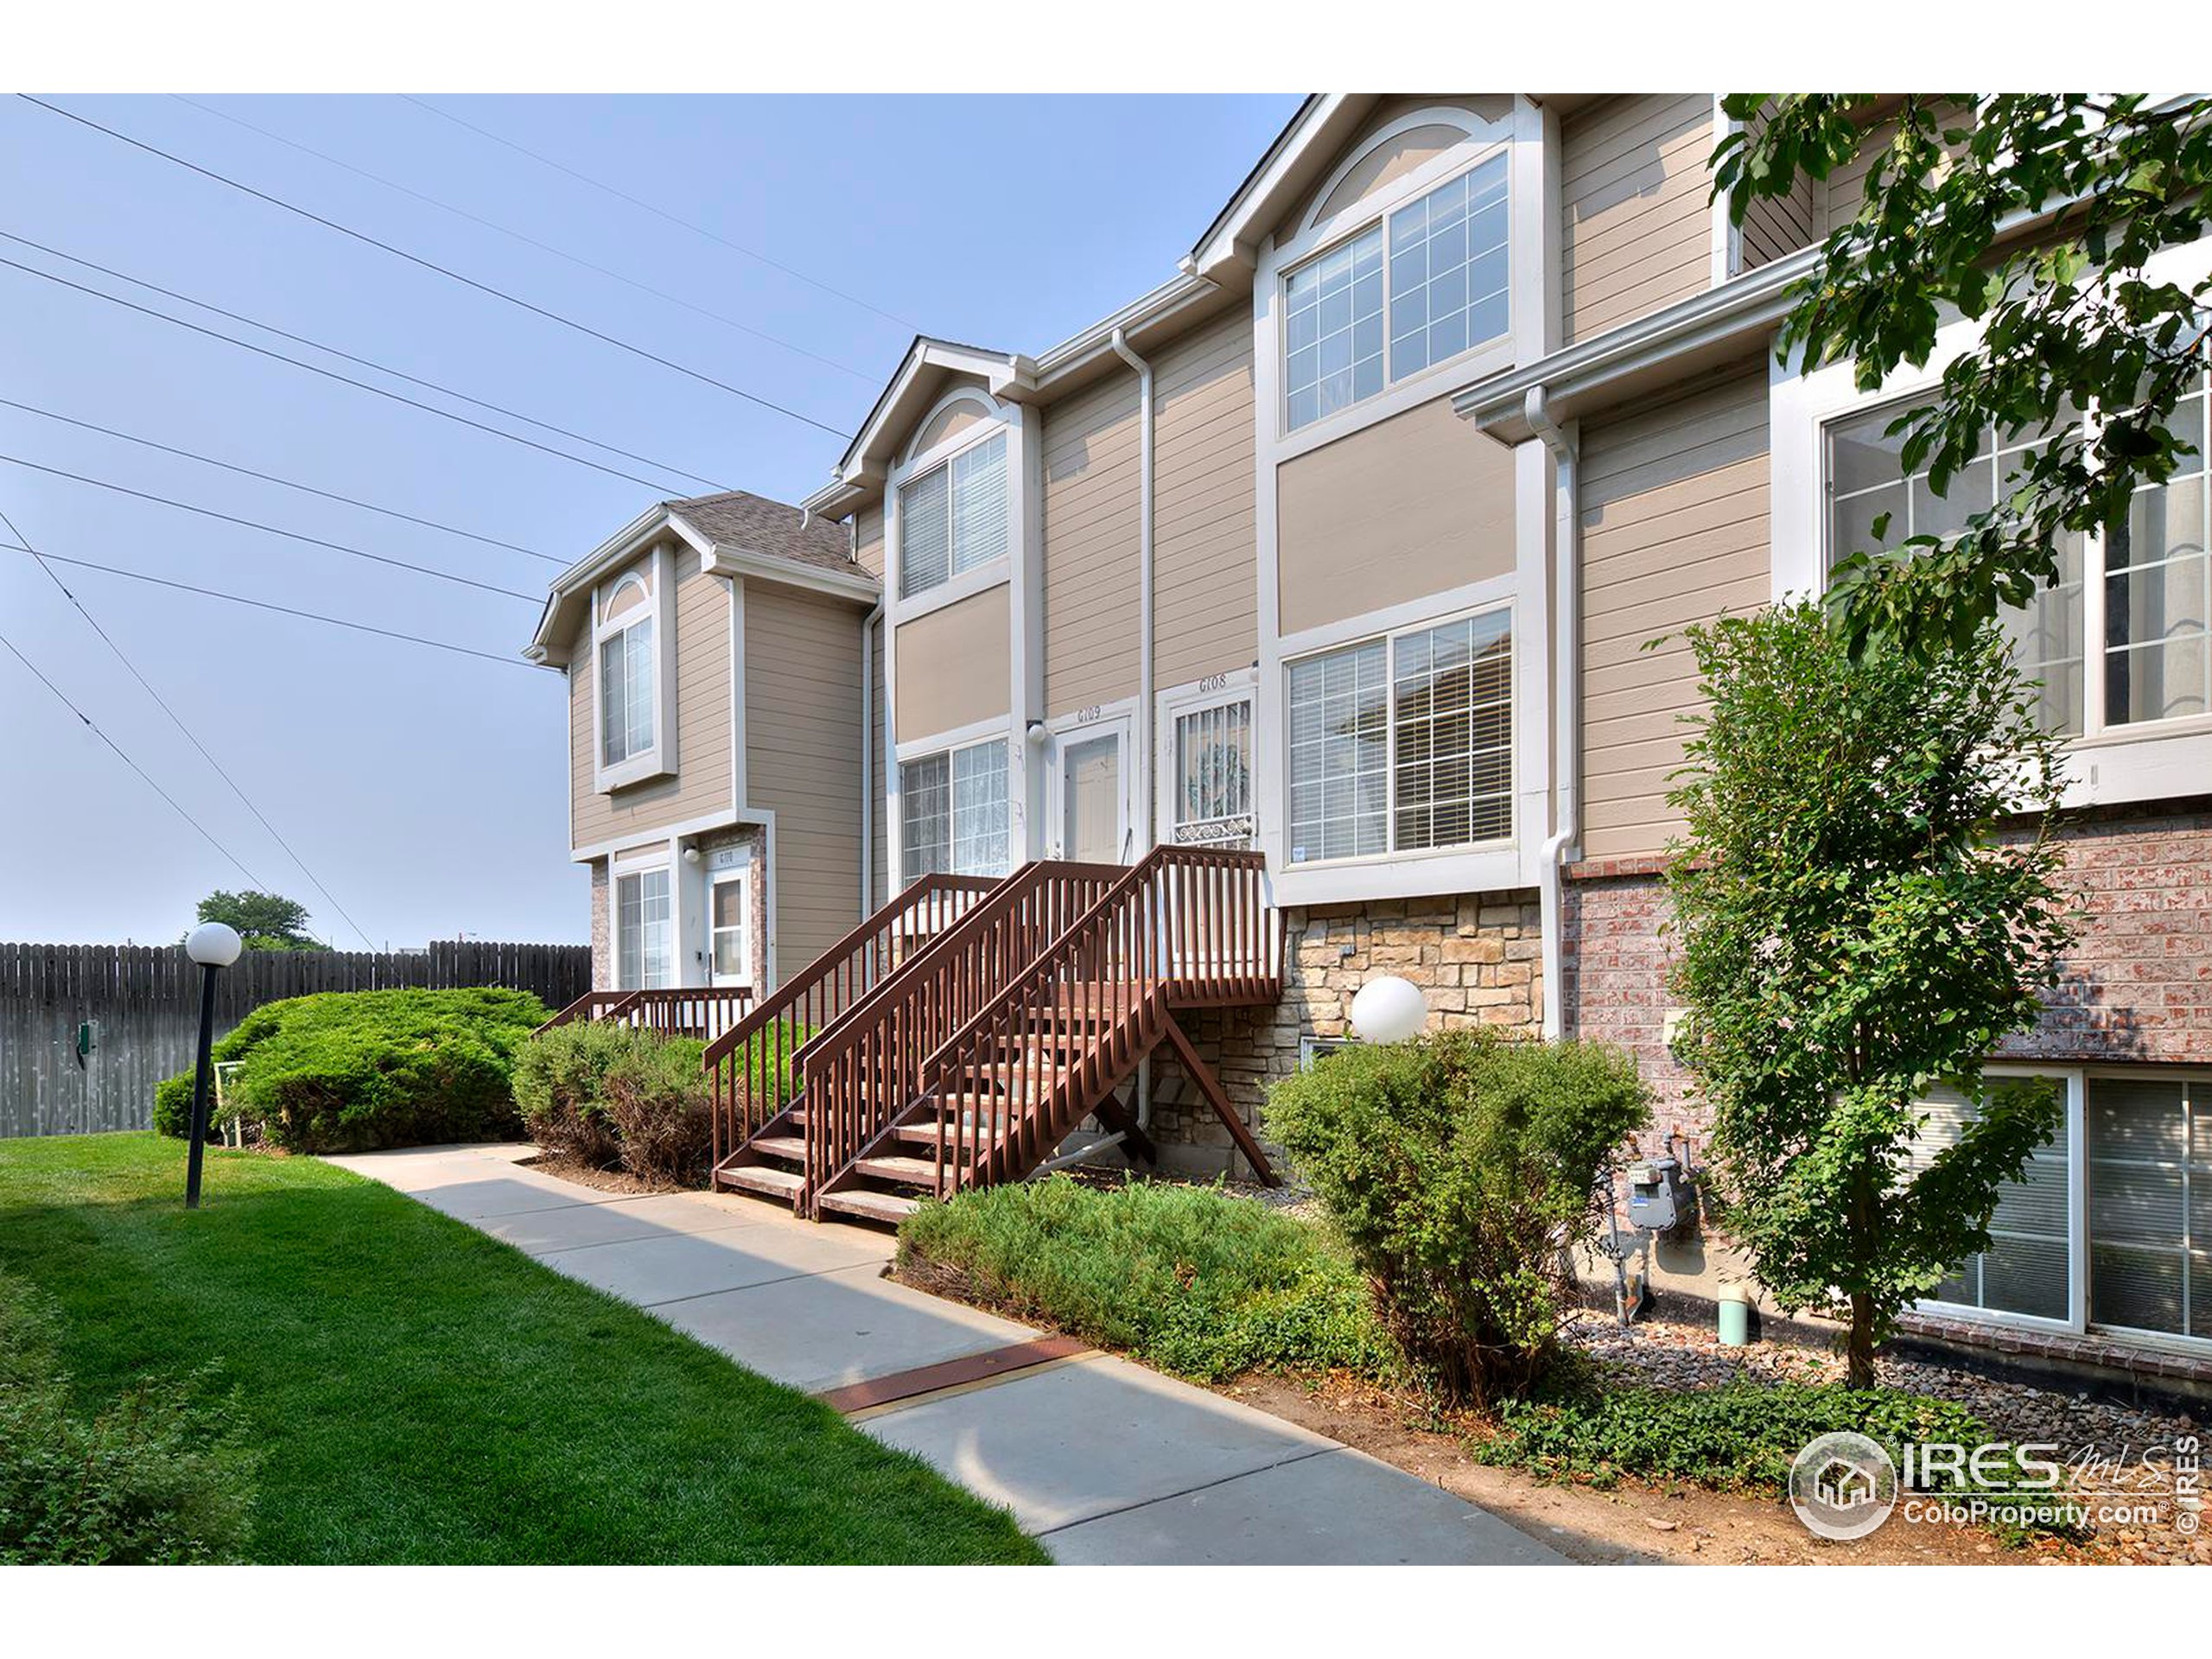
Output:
(0, 1134), (1044, 1565)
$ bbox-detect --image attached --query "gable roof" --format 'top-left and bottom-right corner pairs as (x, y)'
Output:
(524, 487), (877, 665)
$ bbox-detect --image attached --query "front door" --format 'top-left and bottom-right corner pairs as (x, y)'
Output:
(708, 865), (751, 988)
(1056, 720), (1130, 864)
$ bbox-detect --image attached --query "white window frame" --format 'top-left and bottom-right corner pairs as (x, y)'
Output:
(1771, 234), (2212, 810)
(1906, 1063), (2212, 1357)
(893, 721), (1013, 882)
(1155, 669), (1259, 849)
(590, 546), (677, 793)
(1280, 598), (1516, 874)
(893, 399), (1013, 613)
(611, 854), (675, 992)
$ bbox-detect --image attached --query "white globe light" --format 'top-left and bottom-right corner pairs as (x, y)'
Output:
(185, 921), (244, 968)
(1350, 974), (1427, 1044)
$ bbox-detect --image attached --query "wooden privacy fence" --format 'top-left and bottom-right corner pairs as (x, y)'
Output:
(0, 940), (591, 1139)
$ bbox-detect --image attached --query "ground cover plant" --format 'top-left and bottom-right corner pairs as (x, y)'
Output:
(897, 1174), (1395, 1382)
(0, 1134), (1043, 1565)
(154, 986), (549, 1154)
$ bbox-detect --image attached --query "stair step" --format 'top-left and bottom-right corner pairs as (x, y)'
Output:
(716, 1163), (806, 1202)
(818, 1188), (919, 1224)
(852, 1153), (938, 1187)
(750, 1135), (808, 1164)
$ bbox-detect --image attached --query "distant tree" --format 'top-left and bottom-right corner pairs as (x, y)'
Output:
(1713, 93), (2212, 659)
(1664, 605), (2075, 1388)
(194, 890), (320, 951)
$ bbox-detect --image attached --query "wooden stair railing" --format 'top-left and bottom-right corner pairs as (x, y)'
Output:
(702, 874), (995, 1168)
(794, 861), (1124, 1214)
(536, 987), (754, 1040)
(533, 988), (638, 1036)
(896, 847), (1278, 1203)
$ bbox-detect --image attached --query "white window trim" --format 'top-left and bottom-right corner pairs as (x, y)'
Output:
(1276, 592), (1519, 880)
(1770, 237), (2212, 811)
(1261, 103), (1546, 461)
(889, 391), (1015, 613)
(590, 545), (677, 793)
(891, 719), (1014, 887)
(610, 851), (675, 993)
(1155, 668), (1259, 849)
(1908, 1064), (2212, 1357)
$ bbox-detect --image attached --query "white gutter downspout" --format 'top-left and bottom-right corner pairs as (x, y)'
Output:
(859, 594), (882, 918)
(1109, 326), (1157, 1133)
(1525, 386), (1580, 1041)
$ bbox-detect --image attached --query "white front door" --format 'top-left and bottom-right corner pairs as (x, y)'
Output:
(1052, 715), (1133, 864)
(708, 863), (751, 987)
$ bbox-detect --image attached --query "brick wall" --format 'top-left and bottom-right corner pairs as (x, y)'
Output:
(1561, 799), (2212, 1139)
(1145, 890), (1544, 1176)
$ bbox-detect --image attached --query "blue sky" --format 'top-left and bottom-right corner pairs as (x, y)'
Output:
(0, 93), (1299, 947)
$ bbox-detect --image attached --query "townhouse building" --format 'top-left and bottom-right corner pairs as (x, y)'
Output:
(538, 94), (2212, 1390)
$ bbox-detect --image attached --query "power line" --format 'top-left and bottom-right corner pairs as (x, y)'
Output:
(22, 95), (855, 441)
(0, 449), (540, 603)
(0, 395), (559, 566)
(173, 94), (878, 386)
(2, 542), (533, 669)
(400, 94), (920, 334)
(2, 501), (371, 947)
(0, 232), (722, 495)
(0, 625), (276, 896)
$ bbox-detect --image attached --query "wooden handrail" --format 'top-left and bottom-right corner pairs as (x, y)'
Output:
(701, 874), (996, 1167)
(914, 847), (1275, 1199)
(532, 988), (639, 1036)
(797, 861), (1123, 1211)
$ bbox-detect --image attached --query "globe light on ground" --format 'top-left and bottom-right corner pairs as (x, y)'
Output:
(1350, 974), (1427, 1044)
(186, 921), (244, 968)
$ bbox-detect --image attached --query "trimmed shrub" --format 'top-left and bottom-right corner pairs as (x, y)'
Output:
(154, 987), (549, 1154)
(511, 1021), (634, 1166)
(0, 1270), (257, 1564)
(1263, 1030), (1649, 1408)
(602, 1035), (713, 1185)
(897, 1176), (1396, 1382)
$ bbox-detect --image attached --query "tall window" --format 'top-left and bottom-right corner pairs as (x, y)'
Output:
(1287, 610), (1512, 864)
(1283, 151), (1510, 432)
(1827, 350), (2210, 737)
(2088, 1077), (2209, 1341)
(599, 612), (656, 766)
(899, 431), (1008, 600)
(614, 868), (671, 990)
(1172, 697), (1255, 848)
(899, 738), (1009, 877)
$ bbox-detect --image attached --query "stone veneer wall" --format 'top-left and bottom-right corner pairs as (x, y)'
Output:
(1142, 890), (1543, 1177)
(588, 861), (611, 989)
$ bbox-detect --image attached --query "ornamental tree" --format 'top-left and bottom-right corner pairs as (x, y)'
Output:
(1713, 93), (2212, 659)
(1664, 604), (2075, 1387)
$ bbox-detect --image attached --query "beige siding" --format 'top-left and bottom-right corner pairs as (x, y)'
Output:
(1578, 365), (1770, 861)
(893, 583), (1010, 741)
(855, 504), (885, 580)
(1739, 175), (1813, 270)
(1154, 310), (1258, 688)
(1276, 394), (1516, 638)
(1041, 370), (1141, 716)
(570, 547), (734, 851)
(746, 584), (864, 976)
(1562, 93), (1715, 344)
(1814, 105), (1973, 238)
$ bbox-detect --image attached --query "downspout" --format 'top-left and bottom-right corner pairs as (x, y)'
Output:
(1525, 385), (1580, 1042)
(859, 596), (882, 917)
(1108, 326), (1157, 1134)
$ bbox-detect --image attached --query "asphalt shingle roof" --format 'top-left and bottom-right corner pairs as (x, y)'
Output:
(664, 489), (859, 579)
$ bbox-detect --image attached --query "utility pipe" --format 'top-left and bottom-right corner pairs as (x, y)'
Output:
(1109, 327), (1158, 1134)
(1524, 385), (1580, 1042)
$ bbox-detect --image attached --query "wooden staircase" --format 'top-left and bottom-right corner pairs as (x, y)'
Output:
(711, 847), (1281, 1224)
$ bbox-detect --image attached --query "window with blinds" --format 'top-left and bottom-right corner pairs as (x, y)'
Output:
(1909, 1080), (2072, 1322)
(2088, 1077), (2210, 1341)
(899, 738), (1009, 878)
(899, 430), (1008, 600)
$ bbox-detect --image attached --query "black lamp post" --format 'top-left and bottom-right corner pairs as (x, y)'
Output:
(183, 921), (242, 1209)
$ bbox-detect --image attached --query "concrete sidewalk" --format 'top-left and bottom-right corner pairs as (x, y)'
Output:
(325, 1143), (1560, 1566)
